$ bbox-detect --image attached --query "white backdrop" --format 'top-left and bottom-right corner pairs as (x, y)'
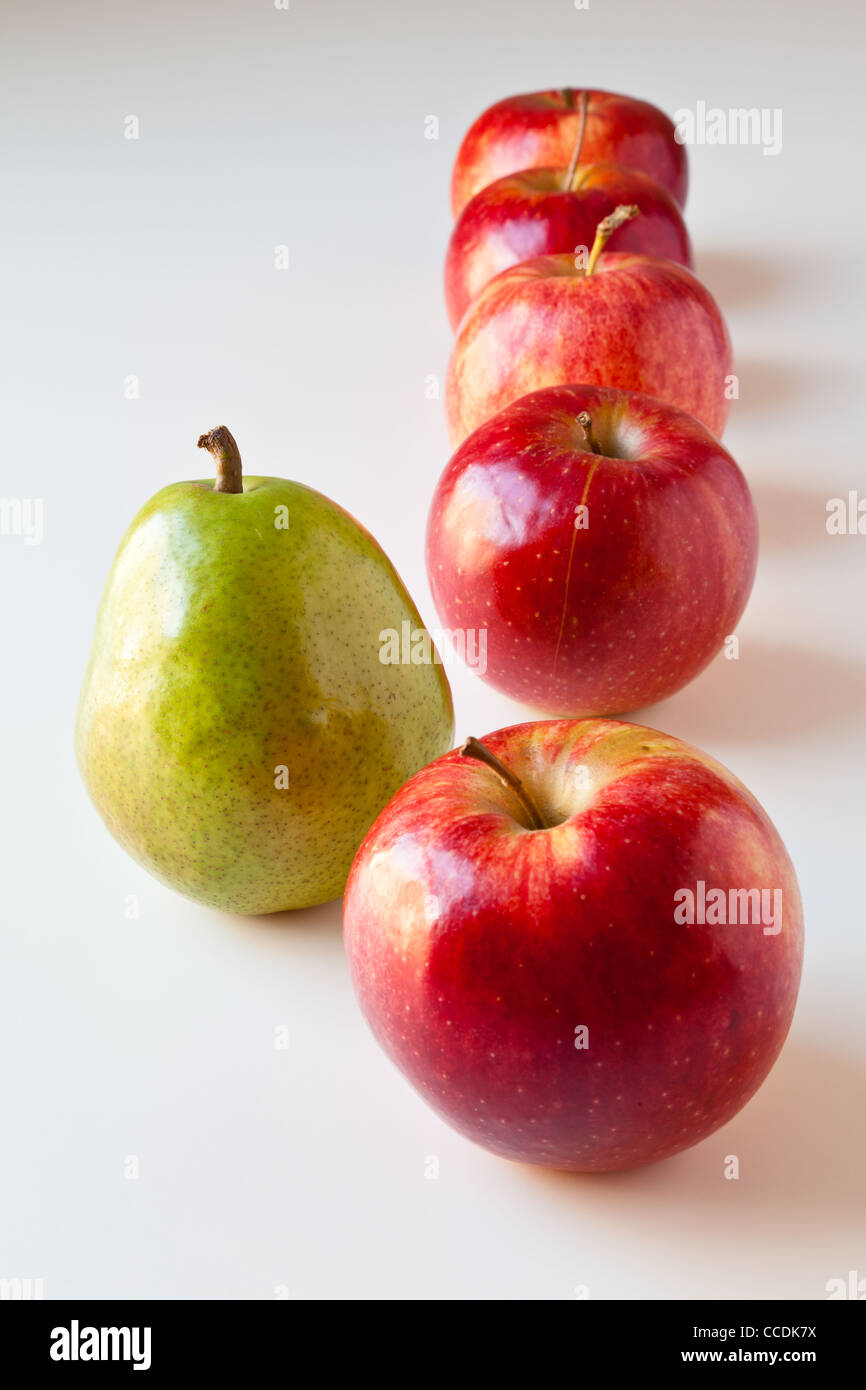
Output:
(1, 0), (864, 1298)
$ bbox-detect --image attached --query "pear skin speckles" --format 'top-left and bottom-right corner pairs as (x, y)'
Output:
(77, 477), (455, 914)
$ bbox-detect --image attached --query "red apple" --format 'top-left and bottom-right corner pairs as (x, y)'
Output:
(451, 88), (688, 219)
(428, 383), (756, 716)
(445, 162), (693, 331)
(343, 718), (804, 1172)
(446, 209), (733, 445)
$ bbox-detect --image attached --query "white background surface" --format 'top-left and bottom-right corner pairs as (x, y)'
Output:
(1, 0), (864, 1299)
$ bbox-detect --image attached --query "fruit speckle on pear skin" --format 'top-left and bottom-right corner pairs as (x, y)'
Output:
(77, 465), (454, 914)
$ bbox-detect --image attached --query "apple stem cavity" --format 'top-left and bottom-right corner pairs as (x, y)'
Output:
(198, 426), (244, 494)
(459, 736), (547, 831)
(577, 411), (601, 455)
(585, 203), (640, 276)
(563, 89), (590, 191)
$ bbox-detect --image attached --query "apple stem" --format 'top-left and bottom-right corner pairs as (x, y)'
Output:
(459, 737), (547, 831)
(585, 203), (639, 276)
(198, 426), (244, 494)
(577, 411), (601, 454)
(563, 89), (590, 191)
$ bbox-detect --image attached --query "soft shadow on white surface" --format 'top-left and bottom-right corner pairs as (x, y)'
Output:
(730, 357), (862, 420)
(527, 1043), (866, 1237)
(238, 898), (344, 936)
(637, 642), (866, 744)
(751, 480), (837, 552)
(730, 357), (818, 416)
(215, 896), (347, 962)
(696, 249), (792, 308)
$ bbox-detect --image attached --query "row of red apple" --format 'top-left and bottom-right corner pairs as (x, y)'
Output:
(344, 88), (802, 1173)
(428, 87), (747, 715)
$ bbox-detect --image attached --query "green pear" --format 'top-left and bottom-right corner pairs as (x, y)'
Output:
(77, 427), (454, 914)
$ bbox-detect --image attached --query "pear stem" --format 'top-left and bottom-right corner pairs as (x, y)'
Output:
(563, 89), (590, 191)
(198, 426), (243, 494)
(585, 203), (639, 276)
(577, 411), (601, 454)
(459, 737), (547, 830)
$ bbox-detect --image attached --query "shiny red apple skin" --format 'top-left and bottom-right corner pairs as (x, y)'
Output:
(446, 251), (733, 445)
(445, 163), (693, 330)
(428, 384), (756, 716)
(343, 718), (804, 1172)
(451, 89), (688, 218)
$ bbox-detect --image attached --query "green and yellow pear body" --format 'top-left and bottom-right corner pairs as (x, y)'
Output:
(76, 429), (454, 913)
